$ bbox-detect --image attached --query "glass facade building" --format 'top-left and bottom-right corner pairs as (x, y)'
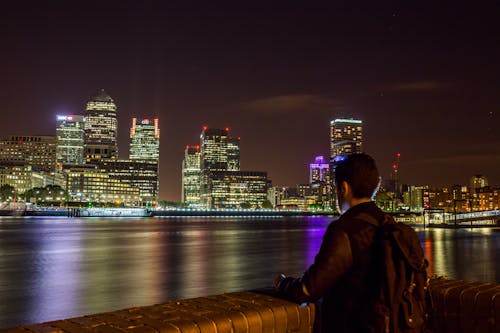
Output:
(202, 171), (268, 209)
(64, 159), (158, 206)
(181, 145), (201, 206)
(130, 118), (160, 161)
(65, 166), (141, 206)
(56, 115), (85, 166)
(84, 89), (118, 161)
(200, 127), (240, 171)
(195, 126), (269, 209)
(94, 160), (159, 205)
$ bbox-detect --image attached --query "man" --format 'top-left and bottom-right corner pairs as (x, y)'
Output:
(274, 153), (426, 332)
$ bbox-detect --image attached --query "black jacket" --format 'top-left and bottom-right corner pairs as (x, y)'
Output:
(277, 201), (390, 332)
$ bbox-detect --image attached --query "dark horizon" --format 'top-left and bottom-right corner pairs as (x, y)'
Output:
(1, 1), (499, 201)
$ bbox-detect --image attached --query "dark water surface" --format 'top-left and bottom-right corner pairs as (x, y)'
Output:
(0, 216), (499, 328)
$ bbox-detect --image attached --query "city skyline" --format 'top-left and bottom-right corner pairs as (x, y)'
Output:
(1, 2), (499, 201)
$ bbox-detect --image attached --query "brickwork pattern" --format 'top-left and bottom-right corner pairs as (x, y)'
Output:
(0, 291), (315, 333)
(429, 278), (500, 333)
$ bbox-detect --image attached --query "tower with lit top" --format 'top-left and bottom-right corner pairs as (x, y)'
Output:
(84, 89), (118, 161)
(181, 145), (201, 206)
(199, 126), (240, 171)
(329, 118), (363, 160)
(56, 115), (85, 166)
(129, 118), (160, 161)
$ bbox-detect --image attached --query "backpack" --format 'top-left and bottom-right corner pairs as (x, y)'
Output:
(355, 212), (429, 333)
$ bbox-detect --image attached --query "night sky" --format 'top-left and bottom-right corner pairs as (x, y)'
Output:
(1, 1), (499, 201)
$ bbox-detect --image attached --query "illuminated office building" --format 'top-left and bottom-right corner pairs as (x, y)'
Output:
(329, 118), (363, 160)
(402, 186), (425, 212)
(56, 115), (85, 166)
(470, 174), (488, 194)
(65, 165), (141, 206)
(0, 164), (32, 196)
(181, 145), (201, 206)
(329, 118), (363, 208)
(309, 155), (330, 183)
(94, 159), (159, 205)
(130, 118), (160, 161)
(64, 158), (158, 206)
(196, 126), (269, 208)
(309, 155), (331, 207)
(84, 89), (118, 161)
(227, 137), (240, 171)
(202, 171), (268, 209)
(200, 127), (240, 171)
(0, 135), (57, 172)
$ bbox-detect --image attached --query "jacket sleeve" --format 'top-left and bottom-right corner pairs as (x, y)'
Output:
(277, 224), (353, 303)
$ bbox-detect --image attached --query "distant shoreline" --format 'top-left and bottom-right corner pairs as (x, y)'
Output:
(0, 208), (337, 218)
(0, 208), (499, 228)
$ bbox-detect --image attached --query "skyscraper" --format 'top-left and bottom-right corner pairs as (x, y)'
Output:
(56, 115), (85, 166)
(181, 145), (201, 206)
(200, 127), (240, 171)
(193, 126), (269, 209)
(84, 89), (118, 161)
(329, 118), (363, 209)
(130, 118), (160, 161)
(329, 118), (363, 160)
(227, 137), (241, 171)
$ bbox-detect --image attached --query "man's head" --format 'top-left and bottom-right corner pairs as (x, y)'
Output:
(333, 153), (380, 213)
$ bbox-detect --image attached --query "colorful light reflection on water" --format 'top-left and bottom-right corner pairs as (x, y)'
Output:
(0, 216), (498, 329)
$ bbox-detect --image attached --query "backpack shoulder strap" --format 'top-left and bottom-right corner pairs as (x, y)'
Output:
(354, 212), (379, 226)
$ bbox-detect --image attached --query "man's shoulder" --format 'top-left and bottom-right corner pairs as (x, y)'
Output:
(336, 202), (385, 230)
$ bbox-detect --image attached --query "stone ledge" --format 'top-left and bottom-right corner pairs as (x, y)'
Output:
(0, 291), (316, 333)
(428, 278), (500, 333)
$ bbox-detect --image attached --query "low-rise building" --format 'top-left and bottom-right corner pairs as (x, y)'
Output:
(0, 135), (57, 172)
(0, 164), (32, 196)
(201, 171), (268, 209)
(65, 166), (141, 206)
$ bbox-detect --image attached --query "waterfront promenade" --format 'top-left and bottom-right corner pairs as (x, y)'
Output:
(1, 278), (499, 333)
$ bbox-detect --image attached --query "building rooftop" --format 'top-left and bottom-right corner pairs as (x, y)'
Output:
(89, 89), (114, 103)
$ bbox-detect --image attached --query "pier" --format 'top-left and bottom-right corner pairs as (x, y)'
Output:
(1, 278), (498, 333)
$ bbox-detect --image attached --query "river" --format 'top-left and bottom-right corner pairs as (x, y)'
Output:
(0, 216), (498, 328)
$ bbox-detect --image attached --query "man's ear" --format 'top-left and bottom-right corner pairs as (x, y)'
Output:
(340, 181), (349, 195)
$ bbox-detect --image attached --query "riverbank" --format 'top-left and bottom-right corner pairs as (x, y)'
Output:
(1, 208), (499, 228)
(0, 208), (337, 218)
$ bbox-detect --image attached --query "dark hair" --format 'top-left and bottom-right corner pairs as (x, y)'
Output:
(333, 153), (380, 198)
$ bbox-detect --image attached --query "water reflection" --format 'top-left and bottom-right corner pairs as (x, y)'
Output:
(0, 217), (498, 329)
(417, 227), (499, 282)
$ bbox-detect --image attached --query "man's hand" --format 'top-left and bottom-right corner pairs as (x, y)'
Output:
(274, 273), (286, 290)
